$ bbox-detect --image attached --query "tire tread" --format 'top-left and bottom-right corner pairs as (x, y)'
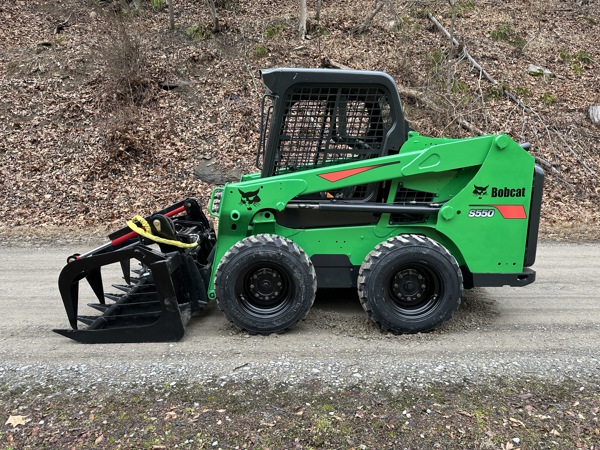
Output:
(214, 234), (316, 335)
(358, 234), (463, 334)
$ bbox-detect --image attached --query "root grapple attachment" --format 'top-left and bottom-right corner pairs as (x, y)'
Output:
(54, 199), (215, 344)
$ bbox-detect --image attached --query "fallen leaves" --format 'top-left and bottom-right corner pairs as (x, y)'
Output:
(5, 415), (29, 427)
(509, 417), (527, 428)
(164, 411), (177, 420)
(0, 0), (598, 237)
(2, 374), (600, 449)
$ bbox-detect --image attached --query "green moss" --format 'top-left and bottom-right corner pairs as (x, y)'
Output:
(451, 80), (469, 94)
(488, 83), (508, 100)
(411, 8), (433, 19)
(574, 50), (594, 64)
(514, 86), (531, 97)
(541, 92), (557, 105)
(151, 0), (166, 11)
(252, 44), (268, 58)
(559, 49), (594, 73)
(491, 24), (526, 50)
(455, 0), (476, 17)
(572, 62), (585, 74)
(265, 24), (285, 39)
(313, 23), (330, 37)
(186, 24), (211, 40)
(559, 48), (571, 61)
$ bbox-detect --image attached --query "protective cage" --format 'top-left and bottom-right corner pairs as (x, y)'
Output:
(258, 85), (394, 176)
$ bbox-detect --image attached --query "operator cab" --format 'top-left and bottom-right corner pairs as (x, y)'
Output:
(257, 68), (410, 183)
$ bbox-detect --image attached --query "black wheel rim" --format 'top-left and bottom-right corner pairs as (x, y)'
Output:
(235, 262), (294, 318)
(385, 263), (442, 318)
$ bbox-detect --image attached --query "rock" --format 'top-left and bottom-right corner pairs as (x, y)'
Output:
(528, 64), (554, 77)
(194, 159), (241, 185)
(589, 105), (600, 125)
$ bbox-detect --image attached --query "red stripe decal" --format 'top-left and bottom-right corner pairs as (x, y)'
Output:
(318, 165), (383, 183)
(493, 205), (527, 219)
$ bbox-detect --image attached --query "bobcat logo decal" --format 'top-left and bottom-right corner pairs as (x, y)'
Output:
(473, 184), (489, 199)
(239, 188), (261, 210)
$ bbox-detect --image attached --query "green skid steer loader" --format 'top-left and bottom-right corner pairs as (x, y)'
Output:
(55, 68), (544, 343)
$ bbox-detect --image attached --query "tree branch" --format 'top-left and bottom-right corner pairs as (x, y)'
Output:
(428, 13), (597, 177)
(320, 58), (483, 134)
(352, 0), (385, 35)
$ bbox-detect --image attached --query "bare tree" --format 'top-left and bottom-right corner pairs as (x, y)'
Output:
(446, 0), (457, 95)
(299, 0), (307, 38)
(298, 1), (324, 39)
(206, 0), (220, 33)
(352, 0), (385, 35)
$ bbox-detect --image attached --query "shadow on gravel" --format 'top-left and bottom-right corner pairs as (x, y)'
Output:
(439, 287), (500, 334)
(186, 287), (500, 339)
(303, 287), (500, 339)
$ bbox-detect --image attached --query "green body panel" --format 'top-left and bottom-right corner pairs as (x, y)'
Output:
(207, 132), (536, 298)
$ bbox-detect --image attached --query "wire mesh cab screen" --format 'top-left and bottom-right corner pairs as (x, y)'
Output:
(263, 85), (393, 176)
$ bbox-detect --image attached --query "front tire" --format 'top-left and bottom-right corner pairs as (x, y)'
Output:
(358, 234), (463, 334)
(214, 234), (317, 334)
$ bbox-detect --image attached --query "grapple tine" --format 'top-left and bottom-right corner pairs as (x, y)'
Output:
(58, 273), (81, 330)
(104, 293), (122, 301)
(68, 283), (80, 329)
(55, 259), (190, 343)
(120, 259), (131, 284)
(53, 311), (186, 343)
(112, 284), (132, 293)
(88, 303), (110, 312)
(85, 267), (105, 304)
(77, 315), (99, 325)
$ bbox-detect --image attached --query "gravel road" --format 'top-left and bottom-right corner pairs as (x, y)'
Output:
(1, 241), (598, 390)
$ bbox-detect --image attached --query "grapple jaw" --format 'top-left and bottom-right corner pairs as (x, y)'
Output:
(54, 199), (215, 344)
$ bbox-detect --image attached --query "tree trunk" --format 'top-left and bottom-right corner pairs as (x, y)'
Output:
(447, 0), (456, 95)
(206, 0), (219, 33)
(590, 105), (600, 125)
(169, 0), (174, 31)
(299, 0), (307, 38)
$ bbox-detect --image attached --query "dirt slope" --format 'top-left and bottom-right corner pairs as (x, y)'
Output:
(0, 0), (598, 238)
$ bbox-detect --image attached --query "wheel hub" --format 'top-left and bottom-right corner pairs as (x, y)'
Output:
(248, 268), (283, 303)
(392, 269), (427, 303)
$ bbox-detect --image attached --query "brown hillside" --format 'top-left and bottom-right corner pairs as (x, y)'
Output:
(1, 0), (598, 239)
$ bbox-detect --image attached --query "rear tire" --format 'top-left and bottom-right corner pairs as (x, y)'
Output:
(214, 234), (317, 334)
(358, 234), (463, 334)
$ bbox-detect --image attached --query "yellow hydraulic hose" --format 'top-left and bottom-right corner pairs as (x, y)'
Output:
(126, 215), (198, 248)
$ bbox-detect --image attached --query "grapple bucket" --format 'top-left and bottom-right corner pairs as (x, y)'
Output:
(54, 199), (215, 344)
